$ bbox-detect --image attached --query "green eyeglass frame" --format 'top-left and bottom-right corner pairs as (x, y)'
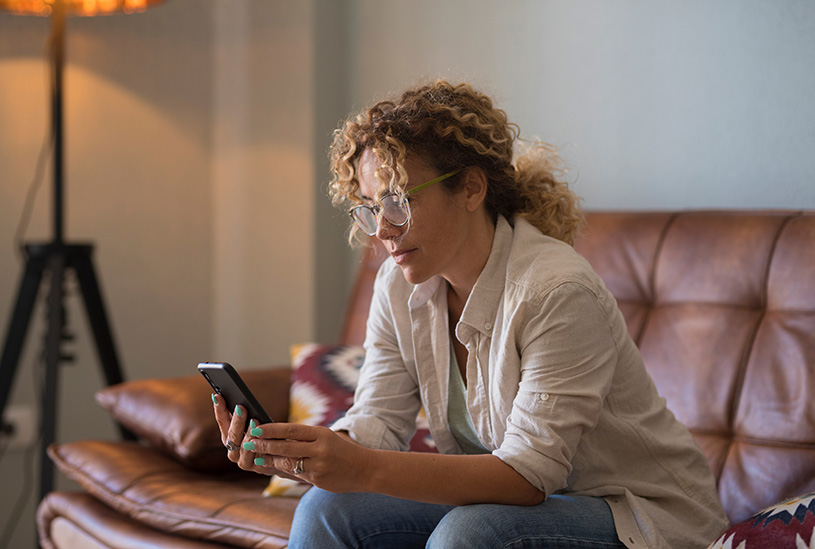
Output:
(349, 169), (460, 236)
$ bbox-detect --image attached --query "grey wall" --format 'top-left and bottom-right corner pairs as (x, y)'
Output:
(347, 0), (815, 210)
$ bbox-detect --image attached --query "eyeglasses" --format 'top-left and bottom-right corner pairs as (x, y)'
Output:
(348, 170), (460, 236)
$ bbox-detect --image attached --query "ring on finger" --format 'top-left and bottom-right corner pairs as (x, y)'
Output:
(292, 457), (305, 475)
(225, 440), (239, 452)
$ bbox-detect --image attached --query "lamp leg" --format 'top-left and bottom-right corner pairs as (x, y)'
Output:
(39, 253), (66, 502)
(71, 246), (135, 439)
(0, 250), (46, 429)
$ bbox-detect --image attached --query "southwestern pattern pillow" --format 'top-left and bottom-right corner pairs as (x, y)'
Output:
(707, 492), (815, 549)
(264, 343), (435, 497)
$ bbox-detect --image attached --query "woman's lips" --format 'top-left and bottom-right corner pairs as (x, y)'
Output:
(391, 248), (415, 264)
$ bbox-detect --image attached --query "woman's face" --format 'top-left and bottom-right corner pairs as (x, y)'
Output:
(357, 149), (476, 287)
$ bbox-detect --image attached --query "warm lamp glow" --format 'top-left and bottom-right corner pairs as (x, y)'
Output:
(0, 0), (166, 508)
(0, 0), (162, 16)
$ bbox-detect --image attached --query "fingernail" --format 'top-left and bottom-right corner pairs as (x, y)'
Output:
(250, 419), (257, 429)
(250, 427), (262, 437)
(234, 405), (243, 417)
(254, 457), (266, 466)
(243, 441), (255, 451)
(211, 393), (217, 405)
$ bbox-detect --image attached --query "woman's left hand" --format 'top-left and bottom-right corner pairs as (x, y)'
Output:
(247, 423), (372, 493)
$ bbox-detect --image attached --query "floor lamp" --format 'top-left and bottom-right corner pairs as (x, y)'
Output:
(0, 0), (163, 502)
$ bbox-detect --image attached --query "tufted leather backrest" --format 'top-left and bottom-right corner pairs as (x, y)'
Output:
(341, 211), (815, 525)
(575, 211), (815, 525)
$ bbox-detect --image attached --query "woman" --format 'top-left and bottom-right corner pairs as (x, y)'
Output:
(212, 80), (729, 548)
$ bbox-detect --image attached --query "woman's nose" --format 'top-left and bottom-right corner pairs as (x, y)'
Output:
(375, 213), (401, 240)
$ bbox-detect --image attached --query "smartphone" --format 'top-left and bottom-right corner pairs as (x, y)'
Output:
(197, 362), (274, 424)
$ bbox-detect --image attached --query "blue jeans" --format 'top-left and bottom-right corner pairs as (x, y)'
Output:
(289, 488), (625, 548)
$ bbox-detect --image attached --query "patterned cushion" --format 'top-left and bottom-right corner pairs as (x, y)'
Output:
(707, 492), (815, 549)
(264, 343), (435, 497)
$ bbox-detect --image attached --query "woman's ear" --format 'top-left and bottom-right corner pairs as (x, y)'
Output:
(461, 167), (489, 212)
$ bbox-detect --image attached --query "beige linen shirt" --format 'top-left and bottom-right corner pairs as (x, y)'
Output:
(332, 216), (729, 549)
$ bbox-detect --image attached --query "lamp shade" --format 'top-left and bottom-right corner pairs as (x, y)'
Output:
(0, 0), (162, 16)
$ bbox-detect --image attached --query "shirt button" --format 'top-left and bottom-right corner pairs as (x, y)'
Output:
(540, 393), (550, 401)
(484, 322), (492, 331)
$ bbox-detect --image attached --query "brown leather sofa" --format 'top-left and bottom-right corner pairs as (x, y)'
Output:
(37, 211), (815, 548)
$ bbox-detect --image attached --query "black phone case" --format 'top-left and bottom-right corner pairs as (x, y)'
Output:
(197, 362), (274, 424)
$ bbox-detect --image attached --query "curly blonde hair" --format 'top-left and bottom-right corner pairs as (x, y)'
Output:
(329, 80), (585, 245)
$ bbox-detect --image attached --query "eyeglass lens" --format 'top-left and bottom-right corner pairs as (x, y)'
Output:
(351, 194), (409, 235)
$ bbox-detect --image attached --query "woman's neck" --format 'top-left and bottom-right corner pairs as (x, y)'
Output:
(444, 213), (495, 312)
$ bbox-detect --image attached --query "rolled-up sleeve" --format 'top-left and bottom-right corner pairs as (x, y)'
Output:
(493, 282), (618, 496)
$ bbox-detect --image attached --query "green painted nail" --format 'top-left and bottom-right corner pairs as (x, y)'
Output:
(211, 393), (217, 405)
(234, 405), (243, 417)
(243, 441), (255, 451)
(250, 419), (257, 429)
(250, 427), (262, 437)
(254, 457), (266, 466)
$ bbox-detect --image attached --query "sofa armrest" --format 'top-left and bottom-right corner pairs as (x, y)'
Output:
(96, 367), (291, 471)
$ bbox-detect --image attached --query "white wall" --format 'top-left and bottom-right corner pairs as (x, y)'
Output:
(211, 1), (315, 368)
(1, 2), (322, 545)
(0, 3), (218, 546)
(348, 0), (815, 210)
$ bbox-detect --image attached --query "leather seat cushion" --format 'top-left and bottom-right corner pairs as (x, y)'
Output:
(38, 491), (230, 549)
(48, 440), (297, 548)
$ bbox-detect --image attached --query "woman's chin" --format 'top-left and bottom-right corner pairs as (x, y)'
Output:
(397, 265), (431, 286)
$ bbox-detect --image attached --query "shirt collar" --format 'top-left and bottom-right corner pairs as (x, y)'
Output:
(458, 215), (513, 336)
(408, 275), (442, 310)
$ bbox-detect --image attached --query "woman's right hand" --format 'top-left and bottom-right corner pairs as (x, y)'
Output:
(211, 393), (248, 460)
